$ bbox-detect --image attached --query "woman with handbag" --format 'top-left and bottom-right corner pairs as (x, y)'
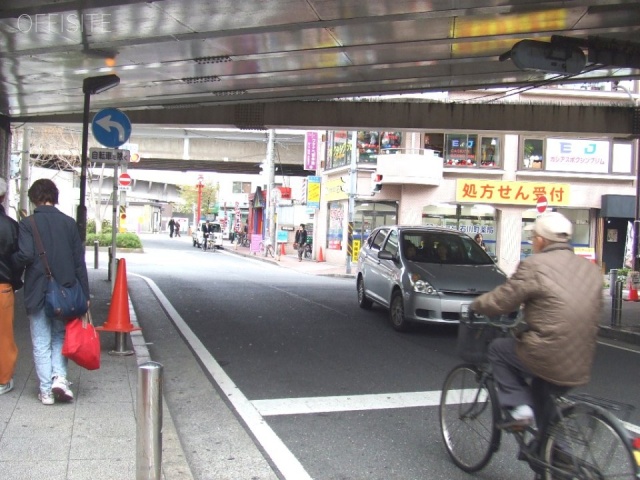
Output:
(14, 179), (90, 405)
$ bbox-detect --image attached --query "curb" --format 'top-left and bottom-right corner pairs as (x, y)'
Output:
(598, 325), (640, 346)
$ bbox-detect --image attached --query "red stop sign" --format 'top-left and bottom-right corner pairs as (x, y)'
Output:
(119, 173), (132, 187)
(536, 195), (548, 214)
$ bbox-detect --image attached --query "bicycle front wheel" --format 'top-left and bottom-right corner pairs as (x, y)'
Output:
(540, 402), (638, 480)
(439, 364), (501, 472)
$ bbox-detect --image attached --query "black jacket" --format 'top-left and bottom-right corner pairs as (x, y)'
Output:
(0, 205), (23, 290)
(14, 205), (89, 315)
(295, 228), (307, 245)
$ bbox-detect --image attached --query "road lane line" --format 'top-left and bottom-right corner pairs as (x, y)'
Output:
(135, 274), (313, 480)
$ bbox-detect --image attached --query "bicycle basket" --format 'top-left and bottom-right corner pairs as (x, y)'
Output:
(456, 319), (508, 364)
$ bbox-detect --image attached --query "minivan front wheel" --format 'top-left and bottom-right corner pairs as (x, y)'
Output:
(357, 276), (373, 309)
(390, 290), (409, 332)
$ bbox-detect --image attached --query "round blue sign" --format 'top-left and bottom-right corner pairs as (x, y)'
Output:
(91, 108), (132, 148)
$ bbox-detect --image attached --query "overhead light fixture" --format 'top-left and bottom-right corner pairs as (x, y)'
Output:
(211, 89), (247, 97)
(181, 76), (220, 84)
(193, 55), (232, 64)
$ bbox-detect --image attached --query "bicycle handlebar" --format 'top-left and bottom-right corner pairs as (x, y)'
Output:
(465, 309), (524, 329)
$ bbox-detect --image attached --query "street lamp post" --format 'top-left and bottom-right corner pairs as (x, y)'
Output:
(77, 74), (120, 242)
(196, 175), (204, 225)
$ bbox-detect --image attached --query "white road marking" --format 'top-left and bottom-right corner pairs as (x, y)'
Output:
(136, 274), (313, 480)
(252, 389), (482, 416)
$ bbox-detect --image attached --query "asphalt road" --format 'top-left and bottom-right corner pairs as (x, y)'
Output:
(124, 234), (640, 480)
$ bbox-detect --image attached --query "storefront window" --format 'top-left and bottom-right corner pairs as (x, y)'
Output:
(444, 134), (501, 168)
(380, 132), (402, 153)
(480, 137), (500, 167)
(424, 133), (444, 157)
(327, 201), (345, 250)
(354, 201), (398, 244)
(421, 203), (497, 255)
(357, 131), (380, 164)
(521, 208), (590, 259)
(523, 138), (544, 169)
(326, 131), (352, 170)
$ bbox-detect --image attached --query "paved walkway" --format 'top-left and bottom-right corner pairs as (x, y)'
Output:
(0, 238), (637, 479)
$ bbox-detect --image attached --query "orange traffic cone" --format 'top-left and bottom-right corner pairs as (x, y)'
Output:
(280, 243), (286, 256)
(627, 285), (639, 302)
(317, 246), (325, 262)
(96, 258), (140, 333)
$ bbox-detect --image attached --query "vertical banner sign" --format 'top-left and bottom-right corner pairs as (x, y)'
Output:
(234, 202), (242, 233)
(304, 132), (318, 171)
(306, 176), (321, 208)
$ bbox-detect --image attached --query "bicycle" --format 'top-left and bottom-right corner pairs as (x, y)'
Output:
(303, 241), (312, 260)
(439, 311), (639, 480)
(259, 238), (275, 258)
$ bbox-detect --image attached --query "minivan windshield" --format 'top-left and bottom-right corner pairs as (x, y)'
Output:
(401, 231), (494, 265)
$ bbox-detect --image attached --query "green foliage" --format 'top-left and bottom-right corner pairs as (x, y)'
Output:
(86, 232), (142, 249)
(176, 182), (219, 216)
(86, 219), (112, 235)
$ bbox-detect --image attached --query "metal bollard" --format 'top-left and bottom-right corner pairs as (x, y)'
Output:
(609, 269), (618, 297)
(108, 247), (113, 281)
(611, 278), (623, 327)
(137, 362), (163, 480)
(94, 240), (99, 269)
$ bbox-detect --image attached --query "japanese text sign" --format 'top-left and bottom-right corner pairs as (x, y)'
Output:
(304, 132), (318, 171)
(456, 179), (570, 206)
(546, 139), (610, 174)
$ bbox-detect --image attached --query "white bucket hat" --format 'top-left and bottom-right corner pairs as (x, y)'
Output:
(526, 212), (572, 243)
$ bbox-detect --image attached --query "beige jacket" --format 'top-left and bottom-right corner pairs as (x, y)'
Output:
(471, 243), (603, 387)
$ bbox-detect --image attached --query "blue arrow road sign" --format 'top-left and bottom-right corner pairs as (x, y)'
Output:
(91, 108), (132, 148)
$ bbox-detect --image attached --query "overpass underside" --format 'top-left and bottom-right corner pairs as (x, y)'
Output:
(13, 99), (639, 176)
(19, 100), (639, 137)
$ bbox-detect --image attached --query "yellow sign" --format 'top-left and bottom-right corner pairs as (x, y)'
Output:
(352, 239), (361, 262)
(307, 178), (321, 206)
(324, 177), (348, 202)
(456, 179), (570, 206)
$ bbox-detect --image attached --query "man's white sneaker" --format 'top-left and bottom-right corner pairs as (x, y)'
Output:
(52, 376), (74, 402)
(497, 404), (534, 430)
(38, 391), (55, 405)
(0, 378), (14, 395)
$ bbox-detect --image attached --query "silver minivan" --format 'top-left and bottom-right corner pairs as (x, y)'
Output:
(356, 226), (508, 331)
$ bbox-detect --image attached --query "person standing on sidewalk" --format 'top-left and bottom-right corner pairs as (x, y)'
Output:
(168, 218), (175, 237)
(13, 179), (90, 405)
(0, 178), (24, 396)
(294, 223), (307, 262)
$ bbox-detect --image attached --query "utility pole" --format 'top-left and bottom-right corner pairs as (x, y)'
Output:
(19, 127), (31, 218)
(266, 129), (276, 246)
(346, 131), (358, 274)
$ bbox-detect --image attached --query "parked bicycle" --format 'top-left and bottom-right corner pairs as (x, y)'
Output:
(303, 239), (312, 260)
(439, 310), (639, 480)
(259, 237), (275, 258)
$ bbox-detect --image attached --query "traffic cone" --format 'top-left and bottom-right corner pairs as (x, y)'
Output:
(96, 258), (140, 333)
(280, 243), (286, 256)
(627, 285), (639, 302)
(317, 246), (325, 262)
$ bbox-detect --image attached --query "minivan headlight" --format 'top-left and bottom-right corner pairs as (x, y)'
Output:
(410, 273), (436, 294)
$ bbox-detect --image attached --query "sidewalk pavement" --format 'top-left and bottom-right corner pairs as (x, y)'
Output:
(1, 240), (637, 480)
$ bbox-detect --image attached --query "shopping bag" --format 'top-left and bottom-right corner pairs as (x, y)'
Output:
(62, 312), (101, 370)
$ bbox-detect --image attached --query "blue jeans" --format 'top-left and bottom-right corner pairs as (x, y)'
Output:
(29, 308), (68, 394)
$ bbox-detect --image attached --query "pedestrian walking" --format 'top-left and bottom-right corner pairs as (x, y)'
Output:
(175, 220), (181, 237)
(13, 179), (90, 405)
(0, 178), (24, 396)
(294, 223), (308, 262)
(168, 218), (175, 238)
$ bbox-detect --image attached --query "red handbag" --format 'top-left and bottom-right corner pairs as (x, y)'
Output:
(62, 311), (101, 370)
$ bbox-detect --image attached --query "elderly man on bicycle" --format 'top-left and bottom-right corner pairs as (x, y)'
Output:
(469, 212), (602, 430)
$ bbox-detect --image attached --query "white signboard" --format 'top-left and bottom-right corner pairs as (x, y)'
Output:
(546, 139), (609, 174)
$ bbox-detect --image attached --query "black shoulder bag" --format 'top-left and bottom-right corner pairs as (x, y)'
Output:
(29, 217), (88, 320)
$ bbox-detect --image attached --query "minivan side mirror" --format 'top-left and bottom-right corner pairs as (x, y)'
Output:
(378, 250), (396, 261)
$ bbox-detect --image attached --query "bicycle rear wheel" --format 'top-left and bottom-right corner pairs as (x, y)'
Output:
(439, 364), (501, 472)
(540, 402), (638, 480)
